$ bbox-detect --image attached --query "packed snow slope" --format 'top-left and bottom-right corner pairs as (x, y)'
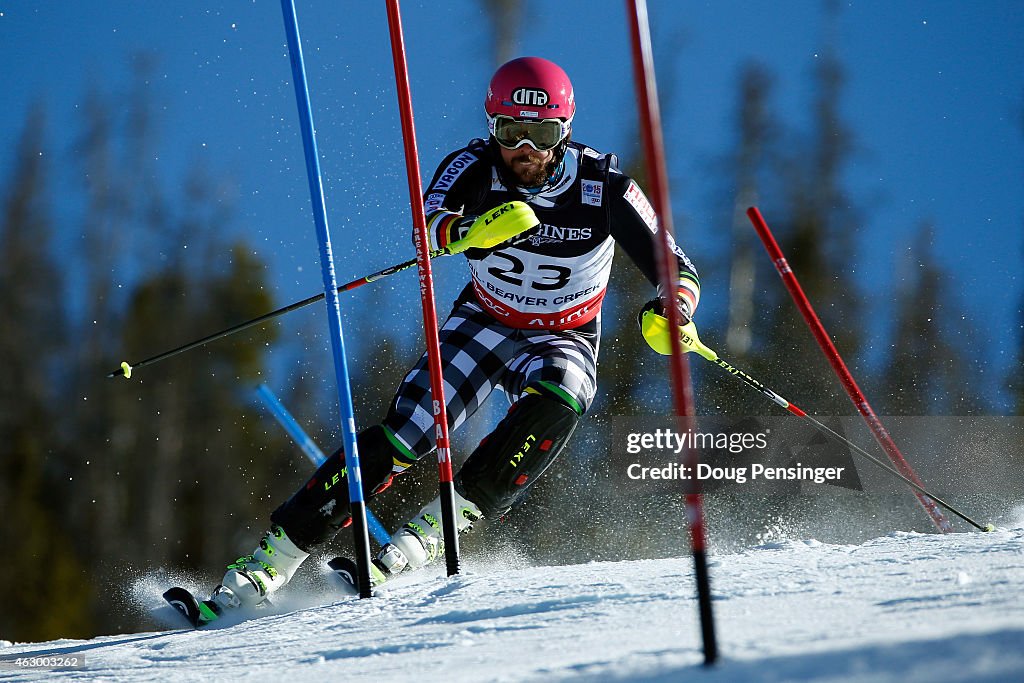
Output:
(2, 527), (1023, 682)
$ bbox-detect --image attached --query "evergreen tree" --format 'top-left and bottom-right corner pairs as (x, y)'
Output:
(1013, 94), (1024, 415)
(725, 63), (775, 360)
(478, 0), (524, 66)
(113, 181), (285, 574)
(750, 3), (863, 417)
(2, 69), (288, 637)
(1015, 239), (1024, 414)
(65, 84), (139, 580)
(0, 107), (94, 641)
(700, 62), (784, 417)
(881, 225), (987, 415)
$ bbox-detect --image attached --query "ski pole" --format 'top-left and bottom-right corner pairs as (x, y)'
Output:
(108, 207), (537, 380)
(672, 321), (995, 532)
(107, 247), (447, 379)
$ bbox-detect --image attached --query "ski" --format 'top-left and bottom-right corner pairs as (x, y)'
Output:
(162, 586), (221, 629)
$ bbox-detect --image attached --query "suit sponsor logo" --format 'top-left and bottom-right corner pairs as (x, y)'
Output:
(527, 223), (593, 246)
(668, 234), (697, 272)
(624, 180), (658, 232)
(511, 87), (549, 106)
(425, 193), (445, 212)
(582, 181), (603, 207)
(509, 434), (537, 468)
(484, 203), (513, 225)
(431, 151), (476, 191)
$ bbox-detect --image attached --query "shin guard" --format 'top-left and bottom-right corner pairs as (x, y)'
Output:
(271, 424), (400, 550)
(455, 394), (579, 519)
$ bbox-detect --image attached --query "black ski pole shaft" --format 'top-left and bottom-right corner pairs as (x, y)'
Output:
(794, 409), (991, 532)
(107, 248), (447, 379)
(700, 348), (993, 532)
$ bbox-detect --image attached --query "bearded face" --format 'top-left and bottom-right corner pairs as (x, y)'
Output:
(498, 144), (558, 188)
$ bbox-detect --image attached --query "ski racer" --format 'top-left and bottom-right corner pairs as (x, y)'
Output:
(203, 56), (701, 613)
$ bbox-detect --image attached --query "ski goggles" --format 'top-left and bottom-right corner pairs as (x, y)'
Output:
(488, 114), (572, 151)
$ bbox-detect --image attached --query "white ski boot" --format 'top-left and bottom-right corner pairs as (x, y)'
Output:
(377, 491), (482, 576)
(212, 524), (309, 610)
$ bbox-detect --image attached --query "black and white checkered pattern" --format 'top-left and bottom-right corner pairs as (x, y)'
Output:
(383, 300), (598, 458)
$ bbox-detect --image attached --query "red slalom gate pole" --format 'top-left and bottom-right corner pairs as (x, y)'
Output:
(384, 0), (461, 574)
(746, 206), (953, 533)
(626, 0), (717, 665)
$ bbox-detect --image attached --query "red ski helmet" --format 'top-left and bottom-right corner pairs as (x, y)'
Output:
(485, 57), (574, 152)
(485, 56), (575, 121)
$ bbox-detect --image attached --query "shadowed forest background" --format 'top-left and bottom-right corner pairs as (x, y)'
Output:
(2, 2), (1022, 642)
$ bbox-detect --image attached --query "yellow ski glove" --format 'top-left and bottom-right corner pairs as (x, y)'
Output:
(446, 201), (539, 254)
(638, 299), (717, 361)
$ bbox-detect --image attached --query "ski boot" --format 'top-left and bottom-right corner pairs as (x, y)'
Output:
(376, 491), (482, 577)
(210, 524), (309, 612)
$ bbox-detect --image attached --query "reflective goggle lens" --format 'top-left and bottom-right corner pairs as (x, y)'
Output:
(490, 115), (567, 151)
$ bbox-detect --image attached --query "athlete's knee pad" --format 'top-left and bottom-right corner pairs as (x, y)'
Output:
(271, 424), (399, 551)
(455, 393), (580, 519)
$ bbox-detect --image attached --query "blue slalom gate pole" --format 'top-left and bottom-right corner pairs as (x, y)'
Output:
(280, 0), (373, 598)
(256, 384), (392, 546)
(256, 384), (326, 465)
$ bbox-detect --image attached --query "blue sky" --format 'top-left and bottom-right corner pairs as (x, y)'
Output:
(2, 1), (1022, 409)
